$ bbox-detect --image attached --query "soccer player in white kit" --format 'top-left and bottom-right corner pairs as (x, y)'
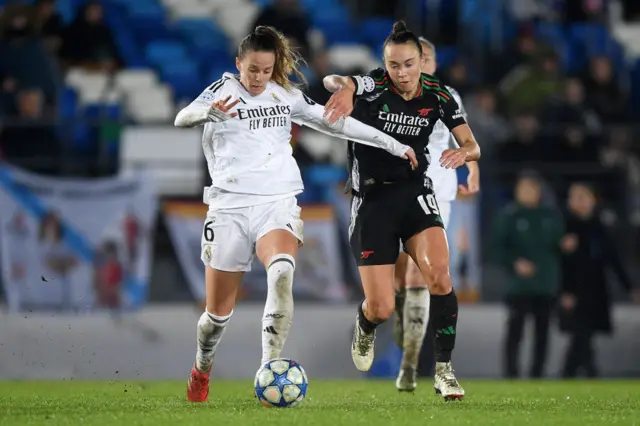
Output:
(174, 26), (418, 403)
(392, 37), (480, 393)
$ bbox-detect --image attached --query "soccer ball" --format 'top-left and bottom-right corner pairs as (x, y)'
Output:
(254, 358), (308, 408)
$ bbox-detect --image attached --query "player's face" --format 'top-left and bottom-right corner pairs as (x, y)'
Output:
(236, 50), (276, 96)
(384, 42), (422, 93)
(568, 184), (596, 217)
(421, 45), (437, 75)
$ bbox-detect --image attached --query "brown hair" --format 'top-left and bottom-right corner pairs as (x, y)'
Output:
(238, 26), (306, 91)
(383, 21), (423, 57)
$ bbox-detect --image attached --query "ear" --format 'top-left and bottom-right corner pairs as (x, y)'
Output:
(235, 57), (241, 73)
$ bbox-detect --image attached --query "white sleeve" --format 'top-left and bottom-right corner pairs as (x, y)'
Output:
(447, 85), (467, 149)
(174, 78), (229, 128)
(290, 90), (410, 158)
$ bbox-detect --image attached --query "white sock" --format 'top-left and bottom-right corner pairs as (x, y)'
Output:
(195, 310), (232, 373)
(261, 254), (295, 365)
(401, 287), (430, 370)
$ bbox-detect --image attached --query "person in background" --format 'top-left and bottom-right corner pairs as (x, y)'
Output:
(60, 1), (120, 71)
(251, 0), (311, 58)
(559, 182), (640, 378)
(34, 0), (64, 54)
(491, 172), (565, 378)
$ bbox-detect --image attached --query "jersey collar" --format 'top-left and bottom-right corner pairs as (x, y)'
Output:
(385, 72), (425, 99)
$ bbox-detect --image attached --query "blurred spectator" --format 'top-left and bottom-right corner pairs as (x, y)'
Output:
(508, 0), (558, 23)
(543, 78), (601, 136)
(34, 0), (64, 54)
(0, 88), (62, 176)
(549, 124), (600, 165)
(492, 173), (564, 378)
(487, 29), (544, 85)
(497, 111), (544, 166)
(252, 0), (311, 58)
(441, 59), (473, 97)
(464, 87), (510, 159)
(60, 2), (120, 72)
(600, 126), (640, 220)
(621, 0), (640, 21)
(563, 0), (607, 23)
(500, 51), (561, 112)
(0, 3), (61, 109)
(559, 182), (640, 378)
(306, 50), (333, 106)
(582, 56), (629, 124)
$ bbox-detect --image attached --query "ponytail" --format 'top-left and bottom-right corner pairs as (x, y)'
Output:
(238, 26), (307, 91)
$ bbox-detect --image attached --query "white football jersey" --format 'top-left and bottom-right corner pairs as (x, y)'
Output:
(426, 85), (466, 202)
(175, 73), (410, 209)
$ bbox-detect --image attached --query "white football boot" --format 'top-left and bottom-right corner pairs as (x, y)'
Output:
(351, 315), (376, 372)
(434, 361), (465, 401)
(396, 365), (417, 392)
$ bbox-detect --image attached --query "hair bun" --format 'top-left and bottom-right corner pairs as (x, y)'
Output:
(392, 21), (408, 34)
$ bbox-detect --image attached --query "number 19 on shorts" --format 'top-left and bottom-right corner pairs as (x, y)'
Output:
(417, 194), (440, 216)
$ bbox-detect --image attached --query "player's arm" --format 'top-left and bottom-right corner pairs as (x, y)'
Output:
(438, 83), (480, 168)
(292, 90), (418, 168)
(446, 87), (480, 195)
(322, 68), (387, 124)
(174, 80), (238, 128)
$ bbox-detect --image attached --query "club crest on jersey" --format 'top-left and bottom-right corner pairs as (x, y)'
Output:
(418, 108), (433, 117)
(271, 93), (281, 102)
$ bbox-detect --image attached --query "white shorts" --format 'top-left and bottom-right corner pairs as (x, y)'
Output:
(200, 196), (304, 272)
(439, 200), (452, 229)
(399, 200), (452, 253)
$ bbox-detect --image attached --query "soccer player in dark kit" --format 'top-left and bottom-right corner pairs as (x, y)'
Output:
(323, 21), (480, 400)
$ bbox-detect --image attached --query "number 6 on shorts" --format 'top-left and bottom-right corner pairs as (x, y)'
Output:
(203, 221), (214, 242)
(417, 194), (440, 216)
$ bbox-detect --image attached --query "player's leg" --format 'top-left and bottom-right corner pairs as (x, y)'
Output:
(393, 252), (409, 349)
(188, 209), (252, 402)
(395, 200), (451, 392)
(349, 192), (399, 372)
(405, 227), (463, 399)
(255, 197), (303, 365)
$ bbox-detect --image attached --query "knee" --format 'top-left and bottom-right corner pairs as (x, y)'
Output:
(366, 297), (395, 322)
(267, 254), (295, 293)
(419, 262), (452, 295)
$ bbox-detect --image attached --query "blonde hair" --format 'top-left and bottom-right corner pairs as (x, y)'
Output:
(238, 26), (307, 91)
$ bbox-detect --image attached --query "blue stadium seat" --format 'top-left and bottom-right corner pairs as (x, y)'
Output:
(146, 41), (189, 67)
(435, 46), (458, 70)
(359, 18), (394, 50)
(160, 61), (203, 100)
(59, 87), (78, 119)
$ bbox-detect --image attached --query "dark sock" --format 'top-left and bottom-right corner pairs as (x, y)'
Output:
(395, 289), (406, 314)
(357, 301), (378, 334)
(430, 290), (458, 362)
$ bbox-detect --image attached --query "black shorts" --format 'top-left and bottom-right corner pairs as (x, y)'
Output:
(349, 180), (444, 266)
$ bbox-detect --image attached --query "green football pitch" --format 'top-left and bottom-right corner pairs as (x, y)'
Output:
(1, 380), (638, 425)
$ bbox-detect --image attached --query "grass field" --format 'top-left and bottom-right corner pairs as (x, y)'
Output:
(1, 380), (639, 426)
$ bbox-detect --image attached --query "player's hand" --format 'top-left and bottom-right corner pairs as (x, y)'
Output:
(440, 148), (467, 169)
(402, 147), (418, 170)
(207, 95), (239, 122)
(458, 168), (480, 196)
(514, 258), (536, 278)
(324, 87), (354, 124)
(560, 293), (576, 311)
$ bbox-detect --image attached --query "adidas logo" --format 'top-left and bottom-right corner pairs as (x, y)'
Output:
(263, 326), (278, 335)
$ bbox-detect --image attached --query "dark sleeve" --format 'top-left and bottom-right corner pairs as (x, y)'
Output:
(437, 82), (467, 131)
(602, 222), (633, 291)
(349, 68), (388, 99)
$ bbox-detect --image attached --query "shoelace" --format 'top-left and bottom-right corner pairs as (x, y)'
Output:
(356, 328), (374, 356)
(439, 367), (459, 387)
